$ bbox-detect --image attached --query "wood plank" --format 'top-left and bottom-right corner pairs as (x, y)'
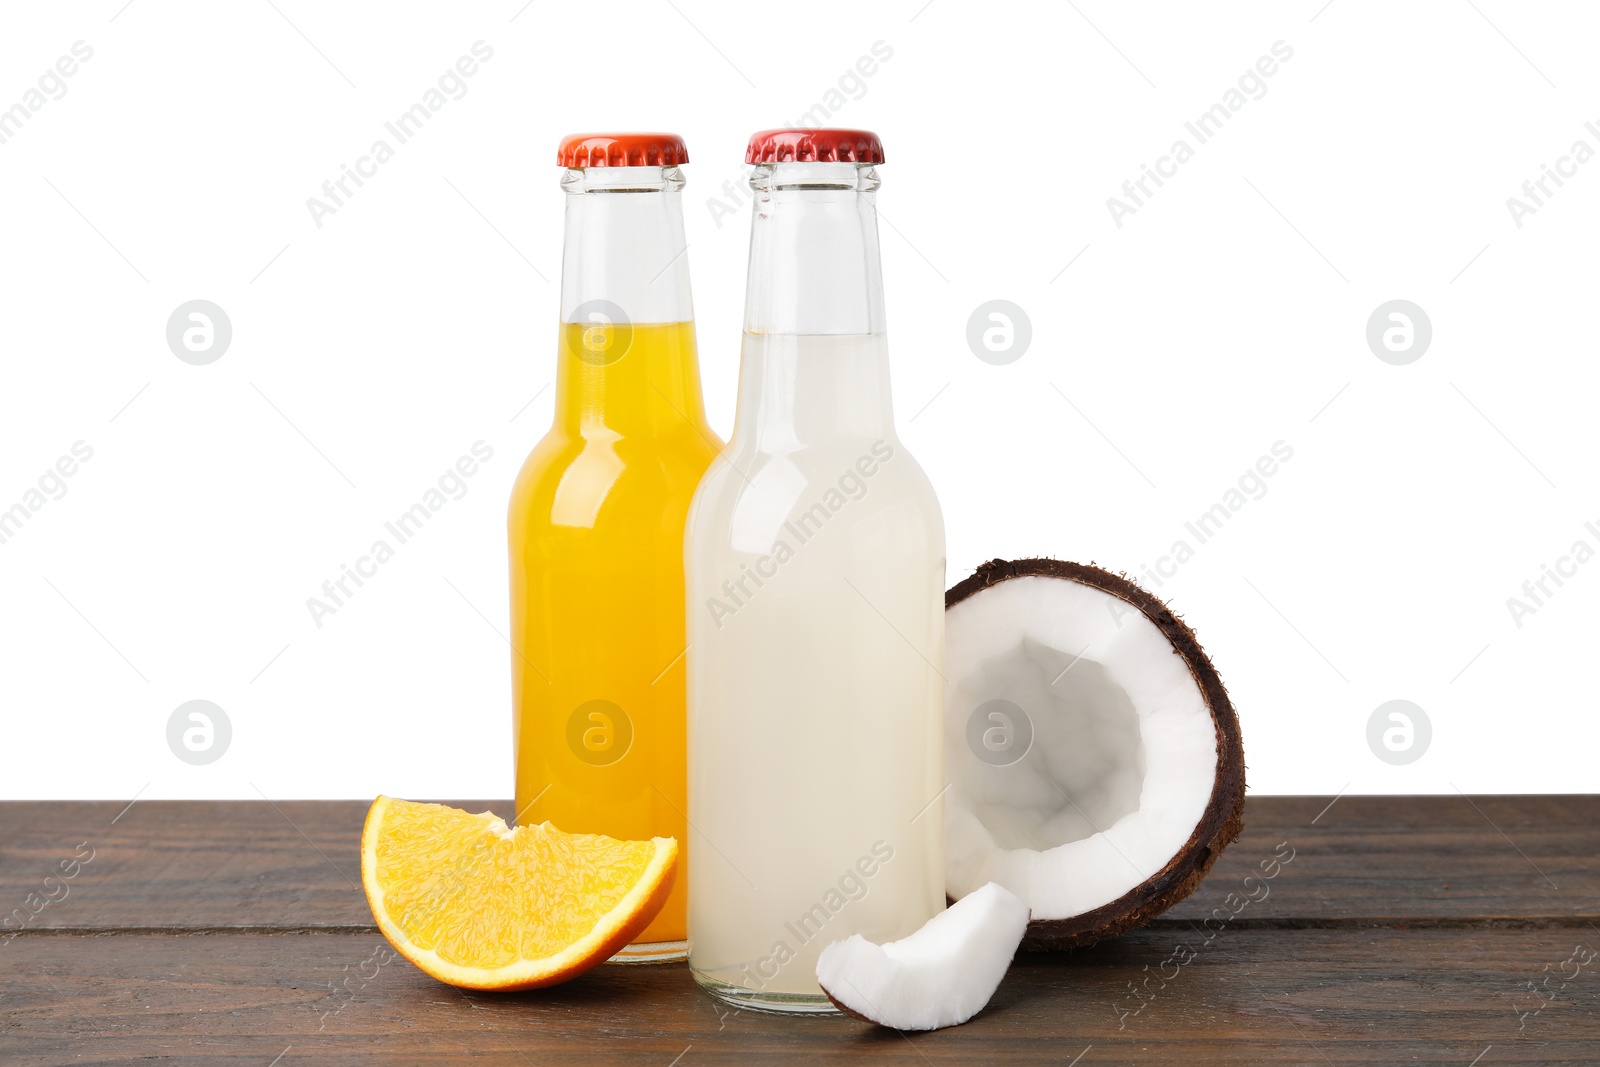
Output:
(2, 927), (1595, 1064)
(1, 797), (1595, 931)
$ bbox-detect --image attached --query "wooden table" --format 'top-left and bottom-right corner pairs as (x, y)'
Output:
(1, 796), (1596, 1064)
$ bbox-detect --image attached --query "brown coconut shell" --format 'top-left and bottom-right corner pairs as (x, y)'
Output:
(821, 990), (880, 1025)
(945, 557), (1246, 952)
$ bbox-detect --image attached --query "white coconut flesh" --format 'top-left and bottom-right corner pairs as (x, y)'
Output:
(816, 882), (1029, 1031)
(945, 575), (1217, 921)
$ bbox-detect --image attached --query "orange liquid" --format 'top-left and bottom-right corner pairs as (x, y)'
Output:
(508, 320), (720, 951)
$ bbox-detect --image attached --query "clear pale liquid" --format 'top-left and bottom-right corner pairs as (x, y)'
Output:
(685, 333), (945, 1007)
(509, 321), (720, 955)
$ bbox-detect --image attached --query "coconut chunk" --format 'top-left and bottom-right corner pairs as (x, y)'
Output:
(815, 882), (1029, 1031)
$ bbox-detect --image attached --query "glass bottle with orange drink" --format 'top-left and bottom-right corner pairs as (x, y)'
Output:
(508, 133), (719, 961)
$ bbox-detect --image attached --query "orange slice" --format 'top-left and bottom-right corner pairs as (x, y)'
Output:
(360, 796), (677, 991)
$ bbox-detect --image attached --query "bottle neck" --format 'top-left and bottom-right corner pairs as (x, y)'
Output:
(743, 162), (885, 336)
(554, 166), (706, 437)
(734, 162), (893, 449)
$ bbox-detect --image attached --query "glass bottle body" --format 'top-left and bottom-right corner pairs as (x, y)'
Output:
(510, 164), (718, 961)
(686, 161), (945, 1009)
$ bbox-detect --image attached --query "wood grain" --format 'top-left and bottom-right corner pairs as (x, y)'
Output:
(1, 796), (1593, 930)
(2, 928), (1595, 1064)
(1, 797), (1597, 1063)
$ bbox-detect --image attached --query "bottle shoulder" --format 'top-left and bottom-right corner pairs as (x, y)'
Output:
(510, 428), (721, 529)
(688, 437), (943, 539)
(699, 436), (934, 489)
(515, 425), (722, 476)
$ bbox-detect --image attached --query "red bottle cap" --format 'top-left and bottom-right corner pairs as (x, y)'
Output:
(745, 128), (885, 165)
(557, 133), (689, 168)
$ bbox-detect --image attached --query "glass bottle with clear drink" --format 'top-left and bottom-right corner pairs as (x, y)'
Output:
(685, 129), (946, 1011)
(509, 133), (721, 962)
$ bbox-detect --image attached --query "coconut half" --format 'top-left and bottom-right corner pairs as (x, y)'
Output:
(816, 882), (1029, 1031)
(944, 558), (1245, 950)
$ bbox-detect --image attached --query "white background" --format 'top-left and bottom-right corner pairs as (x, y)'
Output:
(1, 0), (1595, 800)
